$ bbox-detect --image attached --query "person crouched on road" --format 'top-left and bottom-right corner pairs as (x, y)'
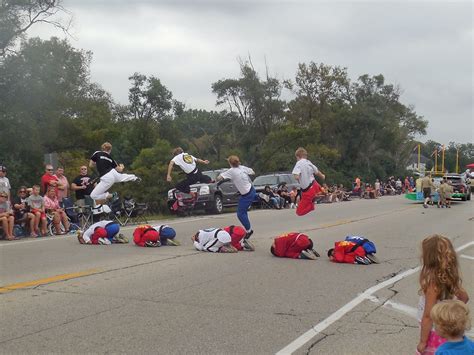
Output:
(270, 233), (320, 260)
(327, 240), (374, 265)
(77, 220), (128, 245)
(223, 225), (255, 251)
(192, 228), (238, 253)
(133, 224), (180, 247)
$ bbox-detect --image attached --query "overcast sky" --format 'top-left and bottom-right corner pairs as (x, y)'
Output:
(33, 0), (473, 144)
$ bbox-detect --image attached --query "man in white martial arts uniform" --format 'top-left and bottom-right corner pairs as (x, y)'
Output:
(191, 228), (238, 253)
(89, 142), (140, 204)
(77, 220), (128, 245)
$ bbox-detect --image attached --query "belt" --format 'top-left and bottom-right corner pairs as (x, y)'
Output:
(301, 181), (315, 192)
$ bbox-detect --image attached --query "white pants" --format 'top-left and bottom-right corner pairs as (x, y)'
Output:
(90, 169), (137, 201)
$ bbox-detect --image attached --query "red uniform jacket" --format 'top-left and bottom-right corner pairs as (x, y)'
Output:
(133, 225), (159, 247)
(331, 240), (366, 264)
(223, 225), (246, 251)
(273, 233), (312, 258)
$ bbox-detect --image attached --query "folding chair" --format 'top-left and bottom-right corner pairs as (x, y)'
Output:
(122, 197), (148, 225)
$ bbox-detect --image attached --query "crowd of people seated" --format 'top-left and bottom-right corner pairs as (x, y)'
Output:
(352, 175), (416, 199)
(0, 164), (96, 240)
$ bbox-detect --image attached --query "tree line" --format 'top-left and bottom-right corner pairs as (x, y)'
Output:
(1, 2), (472, 212)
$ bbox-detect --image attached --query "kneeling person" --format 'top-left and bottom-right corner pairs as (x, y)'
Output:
(327, 240), (372, 264)
(192, 228), (238, 253)
(270, 233), (319, 260)
(133, 224), (180, 247)
(77, 220), (128, 245)
(223, 225), (255, 251)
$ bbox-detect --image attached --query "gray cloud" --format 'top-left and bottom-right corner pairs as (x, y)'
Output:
(33, 0), (473, 143)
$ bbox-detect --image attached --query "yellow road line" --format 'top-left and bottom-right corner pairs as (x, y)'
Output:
(0, 269), (101, 294)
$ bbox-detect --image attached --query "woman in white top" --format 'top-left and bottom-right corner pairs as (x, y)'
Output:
(217, 155), (256, 244)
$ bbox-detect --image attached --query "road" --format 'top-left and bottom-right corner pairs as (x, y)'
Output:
(1, 196), (473, 354)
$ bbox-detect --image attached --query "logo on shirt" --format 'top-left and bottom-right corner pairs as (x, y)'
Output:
(183, 154), (193, 164)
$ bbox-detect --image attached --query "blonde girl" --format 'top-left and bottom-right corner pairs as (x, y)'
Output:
(417, 235), (469, 354)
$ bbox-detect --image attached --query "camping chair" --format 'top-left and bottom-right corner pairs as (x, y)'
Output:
(121, 197), (148, 225)
(107, 196), (127, 226)
(60, 197), (80, 224)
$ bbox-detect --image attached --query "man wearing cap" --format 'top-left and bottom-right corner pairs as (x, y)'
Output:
(76, 220), (128, 245)
(191, 228), (238, 253)
(0, 165), (11, 199)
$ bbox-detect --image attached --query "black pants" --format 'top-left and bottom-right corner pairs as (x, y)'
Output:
(175, 170), (211, 193)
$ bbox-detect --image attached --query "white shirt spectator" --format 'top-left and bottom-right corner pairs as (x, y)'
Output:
(171, 153), (197, 174)
(193, 228), (231, 252)
(219, 165), (254, 195)
(0, 176), (11, 195)
(292, 159), (318, 189)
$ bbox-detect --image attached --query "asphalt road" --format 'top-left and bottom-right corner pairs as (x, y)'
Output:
(1, 196), (473, 354)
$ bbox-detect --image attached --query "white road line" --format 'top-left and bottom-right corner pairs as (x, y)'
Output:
(0, 216), (211, 248)
(460, 254), (474, 260)
(276, 241), (474, 355)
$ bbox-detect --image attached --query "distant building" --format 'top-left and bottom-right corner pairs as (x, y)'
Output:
(406, 153), (430, 173)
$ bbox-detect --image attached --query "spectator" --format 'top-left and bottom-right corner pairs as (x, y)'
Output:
(277, 183), (291, 208)
(289, 187), (299, 208)
(404, 176), (410, 193)
(364, 184), (376, 199)
(355, 176), (361, 190)
(71, 166), (95, 207)
(12, 186), (35, 237)
(54, 166), (69, 202)
(0, 191), (15, 240)
(374, 179), (381, 197)
(0, 165), (11, 199)
(409, 176), (415, 189)
(261, 185), (284, 209)
(41, 164), (62, 196)
(44, 188), (70, 235)
(27, 185), (47, 237)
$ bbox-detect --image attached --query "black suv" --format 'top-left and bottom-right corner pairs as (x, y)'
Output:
(252, 172), (300, 193)
(167, 169), (240, 214)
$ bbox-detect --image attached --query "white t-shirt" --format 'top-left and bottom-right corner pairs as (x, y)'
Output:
(193, 228), (231, 252)
(172, 153), (197, 174)
(292, 159), (318, 189)
(83, 220), (113, 243)
(219, 165), (254, 195)
(0, 177), (11, 194)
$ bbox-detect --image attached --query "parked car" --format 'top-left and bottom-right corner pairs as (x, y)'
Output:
(252, 172), (300, 193)
(444, 173), (471, 201)
(167, 169), (240, 214)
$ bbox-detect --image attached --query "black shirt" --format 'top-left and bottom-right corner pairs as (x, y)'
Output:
(90, 151), (117, 177)
(12, 196), (29, 220)
(72, 175), (95, 200)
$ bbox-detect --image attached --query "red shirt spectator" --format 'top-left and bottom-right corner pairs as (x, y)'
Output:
(41, 165), (60, 196)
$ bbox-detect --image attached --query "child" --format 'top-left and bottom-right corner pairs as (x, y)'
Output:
(223, 225), (255, 251)
(77, 220), (128, 245)
(431, 300), (474, 354)
(327, 240), (372, 265)
(89, 142), (140, 204)
(191, 228), (238, 253)
(292, 147), (325, 216)
(270, 233), (319, 260)
(26, 185), (47, 237)
(437, 180), (447, 208)
(417, 235), (470, 355)
(133, 224), (180, 247)
(0, 191), (15, 240)
(217, 155), (255, 247)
